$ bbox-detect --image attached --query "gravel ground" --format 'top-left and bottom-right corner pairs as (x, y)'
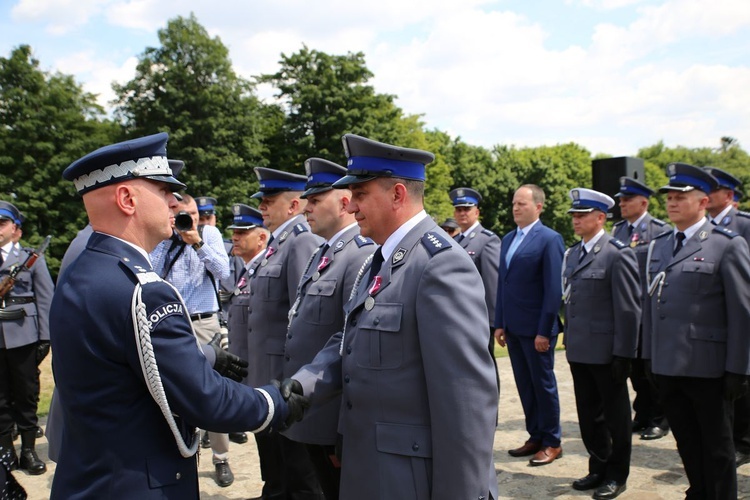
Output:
(13, 354), (750, 499)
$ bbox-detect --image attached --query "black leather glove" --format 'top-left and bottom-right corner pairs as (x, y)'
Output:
(723, 372), (749, 401)
(208, 333), (248, 382)
(273, 378), (310, 428)
(36, 341), (51, 366)
(611, 356), (631, 384)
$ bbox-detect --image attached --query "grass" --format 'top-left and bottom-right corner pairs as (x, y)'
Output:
(39, 353), (54, 416)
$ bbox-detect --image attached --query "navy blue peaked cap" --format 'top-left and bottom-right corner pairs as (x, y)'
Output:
(0, 201), (22, 225)
(302, 158), (347, 199)
(614, 177), (654, 198)
(196, 196), (218, 215)
(449, 187), (482, 206)
(63, 132), (186, 195)
(332, 134), (435, 188)
(251, 167), (307, 199)
(227, 204), (264, 229)
(659, 163), (718, 194)
(703, 167), (742, 191)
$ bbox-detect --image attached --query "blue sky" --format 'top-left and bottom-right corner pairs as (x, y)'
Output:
(2, 0), (749, 156)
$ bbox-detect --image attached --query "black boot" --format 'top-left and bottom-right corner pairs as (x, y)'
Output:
(19, 429), (46, 475)
(0, 432), (18, 471)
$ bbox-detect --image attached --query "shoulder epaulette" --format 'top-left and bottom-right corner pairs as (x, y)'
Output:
(293, 223), (308, 235)
(120, 258), (162, 284)
(354, 234), (374, 248)
(421, 231), (452, 257)
(713, 226), (739, 238)
(737, 211), (750, 219)
(650, 218), (667, 226)
(481, 228), (495, 236)
(653, 230), (671, 240)
(609, 238), (627, 249)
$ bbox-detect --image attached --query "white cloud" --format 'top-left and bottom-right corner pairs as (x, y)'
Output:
(11, 0), (110, 35)
(53, 50), (137, 107)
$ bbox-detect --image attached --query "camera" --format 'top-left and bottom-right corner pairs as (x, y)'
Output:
(174, 211), (194, 232)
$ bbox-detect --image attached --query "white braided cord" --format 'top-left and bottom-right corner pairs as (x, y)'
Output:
(131, 283), (200, 458)
(339, 252), (374, 355)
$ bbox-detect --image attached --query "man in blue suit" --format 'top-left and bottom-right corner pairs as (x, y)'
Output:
(494, 184), (565, 466)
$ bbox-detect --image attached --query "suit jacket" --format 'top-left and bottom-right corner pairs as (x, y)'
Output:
(0, 243), (54, 349)
(283, 226), (375, 445)
(646, 222), (750, 378)
(296, 217), (498, 500)
(457, 223), (501, 327)
(244, 214), (323, 387)
(50, 233), (288, 499)
(562, 234), (641, 364)
(495, 221), (564, 337)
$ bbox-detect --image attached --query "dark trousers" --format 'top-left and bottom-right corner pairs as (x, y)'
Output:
(0, 344), (39, 435)
(569, 361), (632, 483)
(506, 332), (561, 447)
(656, 375), (736, 500)
(254, 432), (324, 500)
(305, 443), (340, 500)
(630, 358), (669, 430)
(732, 393), (750, 454)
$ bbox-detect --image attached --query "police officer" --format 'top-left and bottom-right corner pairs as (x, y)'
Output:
(439, 217), (460, 237)
(50, 133), (305, 499)
(563, 188), (640, 500)
(450, 187), (502, 391)
(286, 134), (499, 500)
(646, 163), (750, 499)
(611, 177), (671, 441)
(245, 167), (325, 500)
(283, 158), (375, 499)
(0, 201), (53, 475)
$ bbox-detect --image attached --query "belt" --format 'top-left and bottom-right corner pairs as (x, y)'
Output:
(190, 312), (216, 321)
(2, 297), (35, 305)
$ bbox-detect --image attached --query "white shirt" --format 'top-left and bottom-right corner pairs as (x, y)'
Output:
(381, 210), (429, 263)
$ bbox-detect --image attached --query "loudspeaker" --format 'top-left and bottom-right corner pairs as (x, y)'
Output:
(592, 157), (645, 220)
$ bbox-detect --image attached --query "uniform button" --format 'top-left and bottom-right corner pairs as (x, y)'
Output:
(346, 401), (352, 409)
(285, 355), (290, 361)
(373, 318), (380, 325)
(346, 346), (352, 354)
(344, 375), (350, 383)
(176, 472), (181, 480)
(287, 334), (292, 339)
(412, 443), (419, 452)
(250, 291), (254, 295)
(351, 319), (357, 326)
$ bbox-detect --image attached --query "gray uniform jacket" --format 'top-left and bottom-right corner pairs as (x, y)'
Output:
(645, 222), (750, 378)
(563, 234), (641, 364)
(226, 261), (254, 364)
(244, 214), (323, 387)
(295, 217), (499, 500)
(458, 223), (501, 327)
(714, 207), (750, 246)
(283, 226), (375, 445)
(0, 243), (54, 349)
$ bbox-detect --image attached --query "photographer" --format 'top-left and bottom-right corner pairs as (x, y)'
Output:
(150, 193), (234, 487)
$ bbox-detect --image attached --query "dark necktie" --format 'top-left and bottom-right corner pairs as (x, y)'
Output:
(673, 232), (686, 256)
(368, 248), (384, 282)
(710, 219), (718, 226)
(579, 245), (587, 263)
(0, 250), (4, 267)
(627, 224), (634, 237)
(267, 235), (275, 247)
(456, 234), (465, 243)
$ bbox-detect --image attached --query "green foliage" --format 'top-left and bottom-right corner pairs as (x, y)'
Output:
(0, 45), (118, 278)
(112, 13), (275, 227)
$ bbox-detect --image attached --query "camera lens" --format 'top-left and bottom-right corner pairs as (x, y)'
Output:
(175, 211), (193, 231)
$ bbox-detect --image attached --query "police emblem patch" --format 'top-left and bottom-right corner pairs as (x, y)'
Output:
(148, 302), (184, 331)
(393, 248), (407, 264)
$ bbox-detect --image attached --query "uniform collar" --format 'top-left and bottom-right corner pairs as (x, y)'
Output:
(0, 241), (13, 260)
(460, 220), (481, 238)
(381, 210), (428, 262)
(326, 222), (359, 247)
(581, 229), (605, 254)
(271, 215), (300, 241)
(627, 211), (648, 229)
(709, 204), (733, 224)
(676, 218), (706, 242)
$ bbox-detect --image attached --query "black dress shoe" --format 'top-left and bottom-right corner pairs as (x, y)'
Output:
(737, 451), (750, 467)
(640, 426), (669, 440)
(35, 427), (44, 439)
(214, 460), (234, 487)
(228, 431), (248, 444)
(631, 421), (647, 433)
(572, 472), (603, 491)
(593, 480), (626, 499)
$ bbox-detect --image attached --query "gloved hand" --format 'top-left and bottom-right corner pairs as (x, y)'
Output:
(723, 372), (749, 401)
(272, 378), (310, 428)
(218, 322), (230, 351)
(36, 341), (51, 366)
(611, 356), (631, 384)
(209, 332), (248, 382)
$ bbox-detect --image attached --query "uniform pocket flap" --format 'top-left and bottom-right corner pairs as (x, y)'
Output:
(681, 261), (715, 274)
(360, 303), (402, 332)
(307, 279), (337, 297)
(583, 269), (606, 279)
(260, 264), (282, 278)
(146, 454), (188, 488)
(376, 422), (432, 458)
(689, 324), (727, 343)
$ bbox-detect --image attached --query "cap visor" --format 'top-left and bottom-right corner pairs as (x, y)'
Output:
(567, 207), (596, 214)
(453, 202), (477, 207)
(658, 185), (696, 194)
(301, 186), (333, 199)
(332, 175), (377, 189)
(146, 175), (187, 191)
(227, 223), (259, 230)
(173, 192), (183, 202)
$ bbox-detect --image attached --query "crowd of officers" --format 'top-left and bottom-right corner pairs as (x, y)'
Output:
(0, 127), (749, 500)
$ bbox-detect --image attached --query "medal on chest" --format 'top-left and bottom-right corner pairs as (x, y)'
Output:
(261, 246), (276, 267)
(312, 256), (331, 282)
(364, 275), (382, 311)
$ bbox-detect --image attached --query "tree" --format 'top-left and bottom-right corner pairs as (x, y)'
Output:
(0, 45), (118, 276)
(112, 14), (277, 227)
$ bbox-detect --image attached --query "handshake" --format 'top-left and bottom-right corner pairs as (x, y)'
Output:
(272, 378), (310, 429)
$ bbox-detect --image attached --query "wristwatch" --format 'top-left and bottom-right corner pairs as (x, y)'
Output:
(192, 240), (205, 251)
